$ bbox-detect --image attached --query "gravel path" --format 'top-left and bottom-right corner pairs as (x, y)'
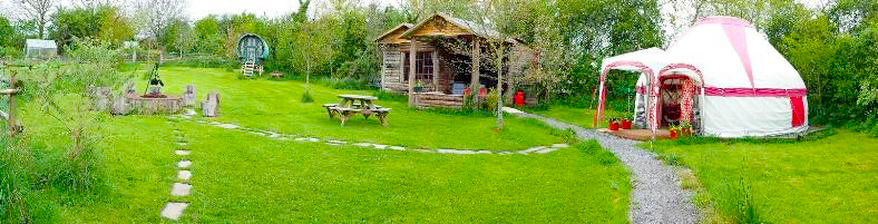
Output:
(513, 111), (700, 224)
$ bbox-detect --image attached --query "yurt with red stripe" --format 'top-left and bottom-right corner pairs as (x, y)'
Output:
(596, 16), (809, 138)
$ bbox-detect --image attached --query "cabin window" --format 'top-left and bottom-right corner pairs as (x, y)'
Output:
(402, 51), (433, 82)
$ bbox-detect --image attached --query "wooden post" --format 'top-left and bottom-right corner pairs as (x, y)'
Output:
(432, 50), (439, 91)
(408, 38), (418, 107)
(470, 38), (481, 100)
(7, 72), (18, 137)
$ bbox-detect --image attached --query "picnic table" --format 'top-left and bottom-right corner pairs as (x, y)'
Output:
(323, 94), (391, 127)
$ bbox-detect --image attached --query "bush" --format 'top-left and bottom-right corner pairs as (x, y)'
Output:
(0, 46), (22, 59)
(710, 178), (767, 224)
(164, 54), (237, 68)
(484, 87), (500, 112)
(301, 88), (314, 103)
(0, 137), (33, 222)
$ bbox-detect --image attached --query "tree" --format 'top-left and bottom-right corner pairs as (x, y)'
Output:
(173, 21), (195, 57)
(193, 16), (223, 55)
(15, 0), (58, 39)
(130, 0), (185, 49)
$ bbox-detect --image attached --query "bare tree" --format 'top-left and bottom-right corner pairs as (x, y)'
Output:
(129, 0), (185, 49)
(15, 0), (57, 39)
(466, 0), (529, 130)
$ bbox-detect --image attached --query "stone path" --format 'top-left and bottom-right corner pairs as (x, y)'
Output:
(507, 108), (700, 224)
(161, 120), (194, 221)
(167, 113), (572, 155)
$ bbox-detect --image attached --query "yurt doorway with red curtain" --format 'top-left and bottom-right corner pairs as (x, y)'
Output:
(657, 74), (700, 135)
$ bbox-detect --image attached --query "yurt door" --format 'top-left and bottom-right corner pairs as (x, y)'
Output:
(659, 76), (697, 127)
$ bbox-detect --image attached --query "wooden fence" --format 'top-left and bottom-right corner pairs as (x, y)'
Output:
(1, 66), (21, 137)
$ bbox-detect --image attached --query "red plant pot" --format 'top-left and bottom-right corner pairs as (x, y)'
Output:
(669, 130), (678, 139)
(621, 120), (632, 129)
(608, 121), (620, 131)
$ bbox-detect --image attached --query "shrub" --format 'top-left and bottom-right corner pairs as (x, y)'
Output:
(0, 137), (32, 222)
(301, 88), (314, 103)
(164, 54), (237, 68)
(484, 87), (500, 112)
(710, 178), (767, 224)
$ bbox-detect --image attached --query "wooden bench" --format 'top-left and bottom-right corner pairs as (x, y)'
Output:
(328, 107), (391, 127)
(322, 103), (337, 118)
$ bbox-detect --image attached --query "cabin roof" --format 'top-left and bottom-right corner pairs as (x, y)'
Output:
(399, 13), (514, 43)
(373, 23), (414, 43)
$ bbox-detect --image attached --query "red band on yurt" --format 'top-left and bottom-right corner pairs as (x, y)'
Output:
(790, 96), (806, 127)
(703, 87), (808, 97)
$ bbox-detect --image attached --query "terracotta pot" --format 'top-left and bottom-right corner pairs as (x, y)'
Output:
(621, 120), (632, 129)
(609, 121), (620, 131)
(669, 130), (678, 139)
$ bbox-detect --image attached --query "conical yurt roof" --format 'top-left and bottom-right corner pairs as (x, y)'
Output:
(667, 16), (805, 90)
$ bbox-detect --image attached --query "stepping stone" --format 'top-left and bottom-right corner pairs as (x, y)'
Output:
(216, 124), (239, 129)
(353, 143), (372, 147)
(177, 160), (192, 169)
(498, 151), (514, 155)
(183, 109), (197, 116)
(294, 137), (319, 142)
(551, 143), (570, 148)
(327, 140), (347, 144)
(475, 150), (493, 154)
(176, 142), (188, 146)
(177, 170), (192, 181)
(535, 147), (561, 154)
(250, 132), (266, 136)
(518, 146), (546, 154)
(388, 146), (405, 151)
(437, 149), (476, 155)
(373, 144), (388, 150)
(171, 183), (192, 197)
(412, 149), (433, 153)
(276, 137), (290, 141)
(175, 150), (191, 156)
(160, 202), (189, 220)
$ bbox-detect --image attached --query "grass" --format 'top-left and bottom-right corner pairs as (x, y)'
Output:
(177, 123), (630, 223)
(531, 104), (625, 129)
(646, 130), (878, 223)
(4, 65), (632, 222)
(142, 66), (565, 150)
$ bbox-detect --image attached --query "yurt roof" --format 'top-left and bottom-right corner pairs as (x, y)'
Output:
(667, 16), (805, 89)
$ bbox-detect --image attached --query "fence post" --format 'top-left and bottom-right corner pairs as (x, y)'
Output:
(6, 71), (18, 137)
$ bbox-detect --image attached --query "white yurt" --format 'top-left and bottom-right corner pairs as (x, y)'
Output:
(596, 16), (809, 138)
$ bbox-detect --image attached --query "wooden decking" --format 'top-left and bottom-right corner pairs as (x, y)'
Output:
(599, 128), (672, 141)
(411, 92), (464, 109)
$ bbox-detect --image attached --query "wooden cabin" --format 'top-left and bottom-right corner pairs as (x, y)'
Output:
(374, 13), (538, 109)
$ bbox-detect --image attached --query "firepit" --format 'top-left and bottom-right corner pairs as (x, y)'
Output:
(124, 63), (183, 114)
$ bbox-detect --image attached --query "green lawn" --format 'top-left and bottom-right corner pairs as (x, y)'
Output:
(648, 130), (878, 223)
(6, 65), (631, 223)
(148, 66), (564, 150)
(532, 105), (624, 129)
(179, 122), (630, 223)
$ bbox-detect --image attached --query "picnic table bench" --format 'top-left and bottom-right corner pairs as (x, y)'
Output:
(323, 94), (391, 127)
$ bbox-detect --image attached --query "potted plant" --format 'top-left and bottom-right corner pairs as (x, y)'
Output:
(414, 80), (425, 92)
(680, 121), (692, 136)
(669, 124), (679, 140)
(621, 113), (633, 130)
(608, 116), (620, 131)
